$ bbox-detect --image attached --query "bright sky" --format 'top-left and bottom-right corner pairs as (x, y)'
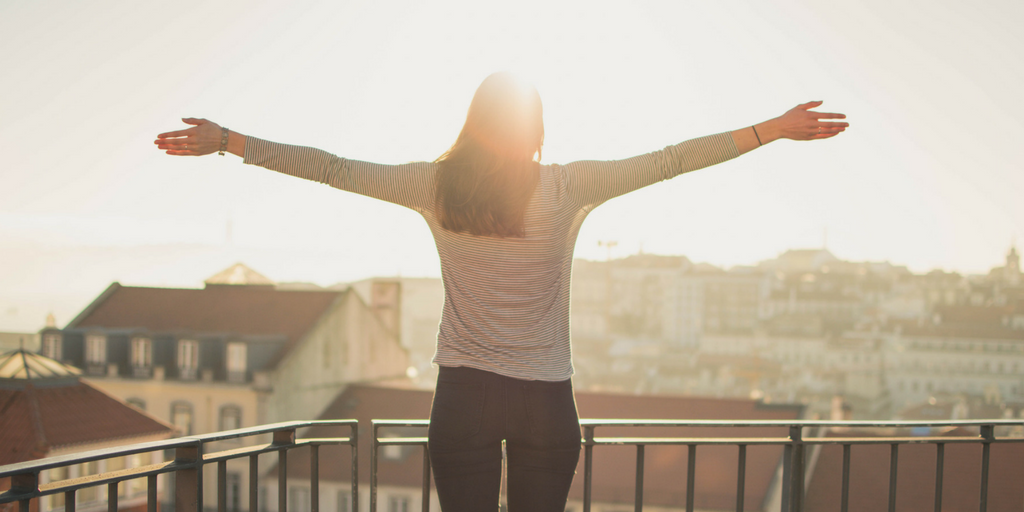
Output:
(1, 0), (1022, 331)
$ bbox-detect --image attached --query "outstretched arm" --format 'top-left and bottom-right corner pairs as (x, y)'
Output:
(154, 118), (435, 212)
(564, 101), (849, 210)
(730, 101), (848, 155)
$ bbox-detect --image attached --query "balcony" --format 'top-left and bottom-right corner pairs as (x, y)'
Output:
(2, 419), (1021, 512)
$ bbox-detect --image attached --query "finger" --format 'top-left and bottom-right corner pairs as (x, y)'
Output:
(154, 135), (196, 144)
(154, 138), (196, 149)
(818, 121), (850, 128)
(181, 117), (209, 126)
(157, 127), (196, 139)
(798, 101), (824, 110)
(810, 112), (847, 120)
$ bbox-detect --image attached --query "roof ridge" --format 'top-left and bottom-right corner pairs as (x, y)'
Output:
(24, 383), (50, 455)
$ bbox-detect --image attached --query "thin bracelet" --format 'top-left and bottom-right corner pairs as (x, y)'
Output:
(218, 127), (229, 156)
(752, 125), (763, 146)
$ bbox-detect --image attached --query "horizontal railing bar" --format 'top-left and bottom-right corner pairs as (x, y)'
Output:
(591, 438), (789, 446)
(300, 437), (354, 445)
(0, 438), (199, 477)
(376, 438), (430, 446)
(586, 435), (998, 446)
(24, 461), (185, 498)
(808, 436), (994, 445)
(199, 420), (357, 443)
(371, 418), (1024, 431)
(0, 420), (357, 478)
(579, 419), (1024, 428)
(372, 420), (430, 427)
(202, 438), (353, 464)
(203, 443), (277, 463)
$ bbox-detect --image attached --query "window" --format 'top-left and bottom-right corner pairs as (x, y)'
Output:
(48, 466), (68, 510)
(127, 398), (146, 411)
(171, 402), (193, 436)
(388, 495), (410, 512)
(132, 337), (153, 372)
(107, 457), (128, 497)
(226, 472), (241, 512)
(78, 461), (100, 503)
(289, 486), (310, 512)
(227, 342), (247, 382)
(85, 334), (107, 365)
(42, 333), (62, 360)
(220, 405), (242, 431)
(178, 340), (199, 379)
(337, 491), (351, 512)
(127, 453), (152, 496)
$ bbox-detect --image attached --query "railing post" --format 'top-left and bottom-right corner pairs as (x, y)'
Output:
(788, 425), (804, 512)
(218, 460), (227, 512)
(274, 429), (295, 512)
(10, 472), (36, 512)
(175, 443), (202, 512)
(148, 474), (158, 512)
(934, 443), (944, 512)
(736, 444), (747, 512)
(583, 425), (595, 512)
(422, 447), (431, 512)
(371, 423), (379, 512)
(108, 482), (118, 512)
(686, 445), (696, 512)
(311, 445), (320, 512)
(888, 444), (898, 512)
(249, 454), (259, 512)
(351, 423), (359, 512)
(634, 445), (645, 512)
(980, 424), (994, 512)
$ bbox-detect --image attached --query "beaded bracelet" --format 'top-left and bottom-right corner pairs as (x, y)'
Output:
(218, 127), (229, 156)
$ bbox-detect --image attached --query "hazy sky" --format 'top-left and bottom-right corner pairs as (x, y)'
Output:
(1, 0), (1022, 331)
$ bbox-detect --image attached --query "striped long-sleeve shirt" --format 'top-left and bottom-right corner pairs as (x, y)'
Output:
(243, 133), (740, 381)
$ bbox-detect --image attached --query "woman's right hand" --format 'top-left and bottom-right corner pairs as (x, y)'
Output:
(154, 118), (225, 156)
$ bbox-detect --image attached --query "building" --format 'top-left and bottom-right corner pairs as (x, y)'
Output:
(0, 349), (175, 512)
(42, 263), (410, 512)
(345, 277), (444, 388)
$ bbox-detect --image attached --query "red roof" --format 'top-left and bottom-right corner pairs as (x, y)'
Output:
(804, 428), (1024, 512)
(68, 283), (346, 366)
(0, 379), (175, 466)
(274, 384), (802, 510)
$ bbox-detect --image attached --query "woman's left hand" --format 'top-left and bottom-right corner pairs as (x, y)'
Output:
(772, 101), (848, 141)
(154, 118), (223, 156)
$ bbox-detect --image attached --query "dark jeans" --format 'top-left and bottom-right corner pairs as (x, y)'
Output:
(428, 366), (581, 512)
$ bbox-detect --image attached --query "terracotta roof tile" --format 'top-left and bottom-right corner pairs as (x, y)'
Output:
(68, 284), (345, 367)
(0, 379), (174, 466)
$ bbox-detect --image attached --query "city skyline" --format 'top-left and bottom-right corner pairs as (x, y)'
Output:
(1, 241), (1018, 334)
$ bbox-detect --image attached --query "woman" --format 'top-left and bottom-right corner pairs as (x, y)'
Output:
(155, 72), (847, 512)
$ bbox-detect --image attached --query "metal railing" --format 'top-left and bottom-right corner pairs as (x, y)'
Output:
(0, 420), (357, 512)
(372, 419), (1024, 512)
(6, 418), (1022, 512)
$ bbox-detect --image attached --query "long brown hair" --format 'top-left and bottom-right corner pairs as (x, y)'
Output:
(435, 72), (544, 238)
